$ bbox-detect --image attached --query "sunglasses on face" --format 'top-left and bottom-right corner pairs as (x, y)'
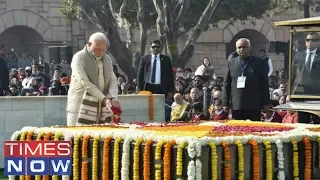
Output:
(305, 39), (320, 42)
(151, 46), (160, 49)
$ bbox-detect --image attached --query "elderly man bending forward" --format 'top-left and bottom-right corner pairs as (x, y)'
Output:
(66, 32), (121, 126)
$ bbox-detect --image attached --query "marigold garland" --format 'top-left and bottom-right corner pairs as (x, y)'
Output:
(234, 140), (244, 180)
(164, 140), (176, 180)
(155, 140), (167, 180)
(143, 139), (154, 180)
(138, 91), (154, 120)
(208, 141), (217, 180)
(42, 132), (53, 180)
(318, 137), (320, 168)
(176, 141), (186, 179)
(102, 136), (112, 180)
(248, 139), (260, 180)
(19, 131), (28, 180)
(221, 141), (231, 180)
(113, 137), (123, 180)
(302, 137), (312, 180)
(263, 140), (273, 180)
(73, 135), (82, 180)
(81, 135), (91, 180)
(24, 131), (34, 180)
(92, 136), (100, 180)
(52, 133), (63, 180)
(291, 138), (299, 180)
(34, 132), (45, 180)
(133, 138), (144, 180)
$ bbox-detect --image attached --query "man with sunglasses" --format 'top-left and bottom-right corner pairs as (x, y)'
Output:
(137, 40), (175, 121)
(292, 32), (320, 95)
(137, 40), (174, 98)
(292, 32), (320, 124)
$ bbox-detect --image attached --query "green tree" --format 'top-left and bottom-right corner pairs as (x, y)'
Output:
(153, 0), (272, 67)
(60, 0), (272, 79)
(269, 0), (320, 18)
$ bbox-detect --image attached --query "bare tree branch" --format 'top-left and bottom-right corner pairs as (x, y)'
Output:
(177, 0), (221, 66)
(119, 0), (128, 18)
(177, 29), (188, 38)
(108, 0), (130, 28)
(175, 0), (190, 24)
(186, 0), (220, 45)
(163, 0), (174, 33)
(137, 0), (148, 55)
(153, 0), (166, 46)
(77, 0), (102, 29)
(108, 0), (116, 16)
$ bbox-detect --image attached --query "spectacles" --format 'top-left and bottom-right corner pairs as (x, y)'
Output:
(305, 39), (320, 42)
(151, 46), (160, 49)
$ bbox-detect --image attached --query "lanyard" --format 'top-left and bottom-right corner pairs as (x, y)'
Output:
(237, 56), (252, 75)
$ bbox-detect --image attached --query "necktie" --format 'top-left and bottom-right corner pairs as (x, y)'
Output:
(151, 56), (157, 83)
(306, 53), (312, 71)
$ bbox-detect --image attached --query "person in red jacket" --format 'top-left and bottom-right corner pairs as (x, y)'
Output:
(211, 99), (229, 120)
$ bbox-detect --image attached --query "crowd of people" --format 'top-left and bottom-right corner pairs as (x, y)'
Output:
(0, 33), (315, 125)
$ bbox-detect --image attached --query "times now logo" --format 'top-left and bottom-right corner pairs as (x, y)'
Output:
(4, 141), (72, 176)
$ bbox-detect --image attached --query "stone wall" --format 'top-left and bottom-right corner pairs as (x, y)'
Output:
(0, 94), (165, 168)
(1, 0), (320, 76)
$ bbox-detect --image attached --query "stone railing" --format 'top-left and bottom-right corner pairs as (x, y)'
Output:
(0, 94), (165, 168)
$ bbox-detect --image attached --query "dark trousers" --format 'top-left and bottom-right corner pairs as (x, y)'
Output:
(232, 109), (261, 121)
(145, 83), (165, 95)
(0, 88), (4, 96)
(145, 83), (172, 122)
(298, 112), (320, 124)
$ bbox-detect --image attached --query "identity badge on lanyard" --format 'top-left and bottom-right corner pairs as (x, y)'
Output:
(237, 56), (251, 89)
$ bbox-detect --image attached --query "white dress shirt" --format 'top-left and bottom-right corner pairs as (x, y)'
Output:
(148, 54), (161, 84)
(267, 58), (273, 77)
(22, 76), (34, 89)
(305, 48), (317, 70)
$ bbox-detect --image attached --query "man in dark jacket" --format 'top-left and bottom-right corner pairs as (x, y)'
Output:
(0, 45), (9, 96)
(222, 38), (270, 121)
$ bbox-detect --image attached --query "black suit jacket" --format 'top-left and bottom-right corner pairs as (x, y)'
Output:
(137, 54), (174, 94)
(0, 56), (9, 91)
(292, 49), (320, 95)
(222, 56), (270, 110)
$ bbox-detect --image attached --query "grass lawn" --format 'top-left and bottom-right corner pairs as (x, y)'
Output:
(0, 169), (7, 180)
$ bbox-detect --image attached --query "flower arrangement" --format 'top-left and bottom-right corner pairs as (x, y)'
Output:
(102, 136), (112, 180)
(302, 137), (312, 180)
(221, 141), (231, 180)
(208, 141), (217, 180)
(13, 120), (320, 180)
(133, 138), (144, 180)
(155, 140), (167, 180)
(19, 131), (28, 180)
(81, 135), (91, 180)
(73, 135), (82, 180)
(113, 137), (123, 180)
(176, 141), (186, 179)
(42, 132), (53, 180)
(234, 140), (244, 180)
(143, 139), (154, 180)
(52, 133), (63, 180)
(92, 136), (100, 180)
(164, 140), (176, 180)
(263, 140), (273, 180)
(248, 139), (260, 180)
(35, 132), (45, 180)
(138, 91), (154, 120)
(291, 138), (299, 180)
(25, 131), (34, 180)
